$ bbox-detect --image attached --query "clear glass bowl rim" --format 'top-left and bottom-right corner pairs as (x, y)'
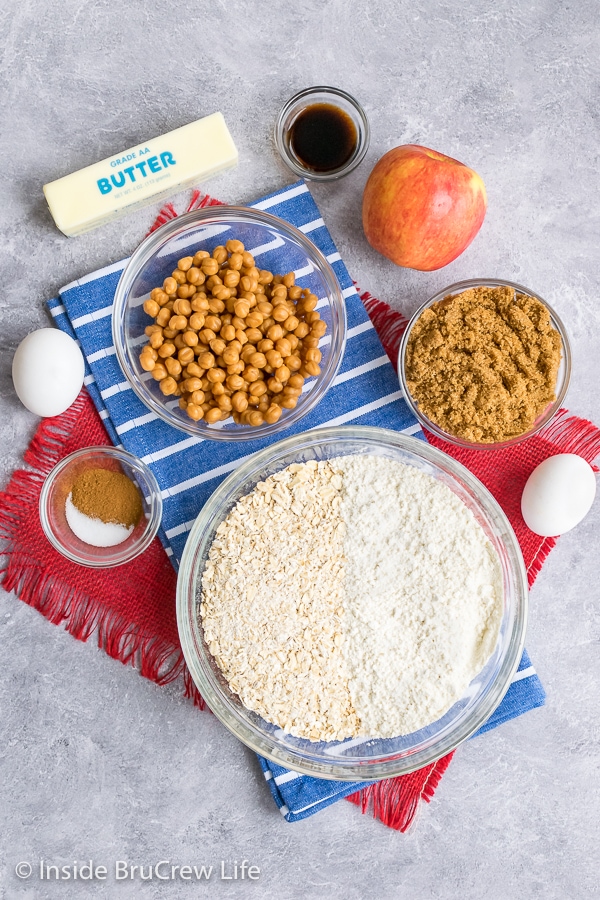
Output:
(398, 278), (572, 451)
(112, 205), (347, 442)
(176, 424), (528, 780)
(274, 85), (371, 181)
(39, 446), (163, 568)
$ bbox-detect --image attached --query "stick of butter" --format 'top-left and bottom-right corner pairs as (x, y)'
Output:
(43, 112), (238, 237)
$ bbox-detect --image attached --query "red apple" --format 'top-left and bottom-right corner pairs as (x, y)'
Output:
(362, 145), (487, 271)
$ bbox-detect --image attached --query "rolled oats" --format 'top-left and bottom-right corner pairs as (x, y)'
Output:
(200, 460), (361, 742)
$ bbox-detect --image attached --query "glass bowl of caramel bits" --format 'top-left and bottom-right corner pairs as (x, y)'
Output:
(112, 207), (347, 440)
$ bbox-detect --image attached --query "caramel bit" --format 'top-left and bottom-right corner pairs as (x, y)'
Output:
(405, 285), (562, 443)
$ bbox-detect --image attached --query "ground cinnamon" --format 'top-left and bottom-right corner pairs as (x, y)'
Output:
(71, 468), (143, 527)
(405, 285), (562, 443)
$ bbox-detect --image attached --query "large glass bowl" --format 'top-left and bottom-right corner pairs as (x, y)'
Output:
(177, 425), (528, 780)
(112, 206), (347, 441)
(398, 278), (571, 450)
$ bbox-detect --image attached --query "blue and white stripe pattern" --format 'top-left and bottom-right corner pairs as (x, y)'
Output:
(259, 648), (546, 822)
(47, 180), (545, 823)
(49, 181), (421, 563)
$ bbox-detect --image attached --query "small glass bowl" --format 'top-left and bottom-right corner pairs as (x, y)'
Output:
(398, 278), (572, 451)
(112, 206), (347, 441)
(177, 425), (528, 781)
(275, 86), (370, 181)
(39, 447), (163, 567)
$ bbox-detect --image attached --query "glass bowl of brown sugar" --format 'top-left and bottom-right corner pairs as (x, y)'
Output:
(39, 447), (163, 567)
(398, 279), (572, 450)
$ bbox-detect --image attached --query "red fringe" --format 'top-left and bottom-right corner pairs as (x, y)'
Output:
(183, 667), (208, 710)
(519, 408), (600, 585)
(0, 392), (201, 705)
(346, 752), (455, 831)
(535, 407), (600, 468)
(23, 392), (90, 472)
(421, 753), (453, 801)
(359, 289), (408, 370)
(3, 548), (186, 685)
(186, 189), (224, 212)
(12, 194), (595, 834)
(353, 292), (600, 592)
(147, 190), (224, 235)
(525, 539), (556, 586)
(354, 292), (600, 468)
(147, 202), (179, 233)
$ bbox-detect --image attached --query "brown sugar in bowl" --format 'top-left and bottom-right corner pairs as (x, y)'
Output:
(398, 279), (571, 450)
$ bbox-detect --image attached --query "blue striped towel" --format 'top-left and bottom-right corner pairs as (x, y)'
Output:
(260, 648), (545, 821)
(47, 179), (545, 823)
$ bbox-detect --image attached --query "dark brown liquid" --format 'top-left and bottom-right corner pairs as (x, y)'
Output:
(289, 103), (358, 173)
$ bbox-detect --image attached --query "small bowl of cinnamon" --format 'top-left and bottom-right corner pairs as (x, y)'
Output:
(398, 278), (571, 450)
(39, 447), (162, 567)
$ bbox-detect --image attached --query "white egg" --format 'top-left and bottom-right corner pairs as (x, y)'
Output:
(521, 453), (596, 536)
(12, 328), (85, 417)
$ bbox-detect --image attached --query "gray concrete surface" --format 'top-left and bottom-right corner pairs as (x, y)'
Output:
(1, 1), (599, 897)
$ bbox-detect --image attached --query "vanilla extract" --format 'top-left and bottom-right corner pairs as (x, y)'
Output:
(288, 103), (358, 173)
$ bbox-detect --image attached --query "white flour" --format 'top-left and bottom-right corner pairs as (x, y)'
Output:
(333, 455), (502, 736)
(200, 454), (503, 741)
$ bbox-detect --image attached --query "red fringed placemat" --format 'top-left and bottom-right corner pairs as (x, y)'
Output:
(0, 390), (202, 706)
(360, 294), (600, 587)
(347, 295), (600, 825)
(2, 194), (600, 832)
